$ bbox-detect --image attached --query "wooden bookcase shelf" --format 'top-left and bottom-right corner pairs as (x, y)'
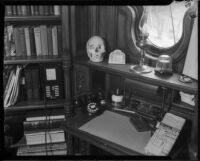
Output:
(75, 58), (198, 94)
(4, 16), (61, 22)
(4, 99), (65, 112)
(172, 101), (194, 111)
(4, 55), (63, 64)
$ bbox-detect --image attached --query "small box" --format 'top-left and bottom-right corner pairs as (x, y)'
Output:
(179, 91), (195, 106)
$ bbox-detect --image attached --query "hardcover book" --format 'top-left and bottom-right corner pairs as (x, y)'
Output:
(52, 25), (58, 55)
(40, 25), (48, 56)
(14, 27), (23, 56)
(25, 109), (65, 121)
(25, 129), (65, 145)
(4, 27), (11, 57)
(12, 6), (17, 15)
(39, 5), (44, 16)
(17, 5), (22, 16)
(17, 149), (67, 156)
(17, 140), (67, 156)
(44, 5), (50, 16)
(30, 5), (35, 16)
(29, 27), (36, 56)
(24, 27), (31, 56)
(34, 6), (39, 16)
(31, 66), (40, 100)
(47, 25), (53, 55)
(6, 6), (12, 16)
(49, 6), (54, 15)
(57, 25), (62, 56)
(19, 27), (27, 56)
(34, 26), (42, 56)
(54, 6), (60, 15)
(21, 5), (27, 16)
(24, 119), (65, 133)
(24, 68), (32, 100)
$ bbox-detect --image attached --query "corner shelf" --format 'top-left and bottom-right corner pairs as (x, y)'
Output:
(4, 99), (65, 112)
(75, 58), (198, 94)
(4, 55), (63, 64)
(5, 16), (61, 22)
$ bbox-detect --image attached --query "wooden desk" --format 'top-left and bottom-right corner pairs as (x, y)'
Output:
(61, 108), (153, 155)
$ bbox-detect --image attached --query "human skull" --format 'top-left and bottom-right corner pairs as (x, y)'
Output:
(86, 36), (106, 62)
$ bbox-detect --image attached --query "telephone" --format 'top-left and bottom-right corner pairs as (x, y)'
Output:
(144, 113), (185, 156)
(41, 64), (63, 100)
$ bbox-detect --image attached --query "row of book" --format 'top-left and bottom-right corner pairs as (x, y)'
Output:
(4, 25), (62, 57)
(5, 5), (61, 16)
(15, 109), (67, 156)
(4, 65), (23, 108)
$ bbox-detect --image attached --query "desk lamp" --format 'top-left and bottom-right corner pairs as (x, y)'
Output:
(130, 6), (152, 74)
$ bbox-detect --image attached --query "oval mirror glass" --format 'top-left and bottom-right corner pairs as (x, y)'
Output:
(144, 1), (191, 48)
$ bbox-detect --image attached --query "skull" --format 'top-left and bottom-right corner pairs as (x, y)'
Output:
(86, 36), (106, 62)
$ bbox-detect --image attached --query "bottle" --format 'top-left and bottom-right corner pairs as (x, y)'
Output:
(112, 88), (123, 108)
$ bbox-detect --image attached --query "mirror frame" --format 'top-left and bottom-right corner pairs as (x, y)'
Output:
(130, 5), (197, 62)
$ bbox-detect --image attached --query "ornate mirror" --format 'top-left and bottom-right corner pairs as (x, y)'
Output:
(128, 1), (197, 64)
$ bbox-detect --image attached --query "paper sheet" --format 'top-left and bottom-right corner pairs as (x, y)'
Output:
(79, 110), (151, 154)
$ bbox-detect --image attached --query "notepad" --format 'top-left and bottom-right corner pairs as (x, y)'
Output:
(79, 110), (151, 155)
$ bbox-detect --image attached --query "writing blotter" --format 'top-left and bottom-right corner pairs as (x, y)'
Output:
(79, 110), (151, 155)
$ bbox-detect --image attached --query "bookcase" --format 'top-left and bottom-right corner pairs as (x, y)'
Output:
(3, 5), (73, 156)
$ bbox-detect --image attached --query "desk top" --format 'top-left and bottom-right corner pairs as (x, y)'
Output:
(61, 108), (152, 155)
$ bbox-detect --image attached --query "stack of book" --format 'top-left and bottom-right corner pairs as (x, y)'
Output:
(5, 5), (61, 16)
(4, 65), (23, 108)
(16, 109), (67, 156)
(4, 24), (62, 57)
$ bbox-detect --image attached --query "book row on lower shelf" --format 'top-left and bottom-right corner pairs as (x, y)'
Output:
(13, 109), (67, 156)
(5, 5), (61, 17)
(4, 24), (62, 58)
(3, 63), (64, 109)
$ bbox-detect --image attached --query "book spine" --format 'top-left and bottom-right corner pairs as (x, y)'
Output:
(24, 68), (32, 100)
(18, 149), (67, 156)
(17, 6), (22, 16)
(18, 27), (27, 56)
(12, 6), (17, 16)
(7, 25), (16, 56)
(52, 25), (58, 55)
(34, 6), (39, 16)
(54, 6), (60, 15)
(13, 27), (22, 56)
(26, 6), (31, 16)
(24, 27), (31, 56)
(25, 131), (65, 145)
(57, 25), (62, 56)
(19, 73), (26, 102)
(34, 26), (42, 56)
(31, 67), (40, 100)
(4, 26), (11, 57)
(47, 25), (53, 55)
(29, 27), (36, 56)
(40, 25), (48, 56)
(30, 5), (35, 16)
(21, 5), (27, 16)
(24, 119), (64, 133)
(6, 6), (12, 16)
(17, 142), (67, 154)
(44, 5), (50, 16)
(49, 6), (54, 15)
(39, 5), (44, 16)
